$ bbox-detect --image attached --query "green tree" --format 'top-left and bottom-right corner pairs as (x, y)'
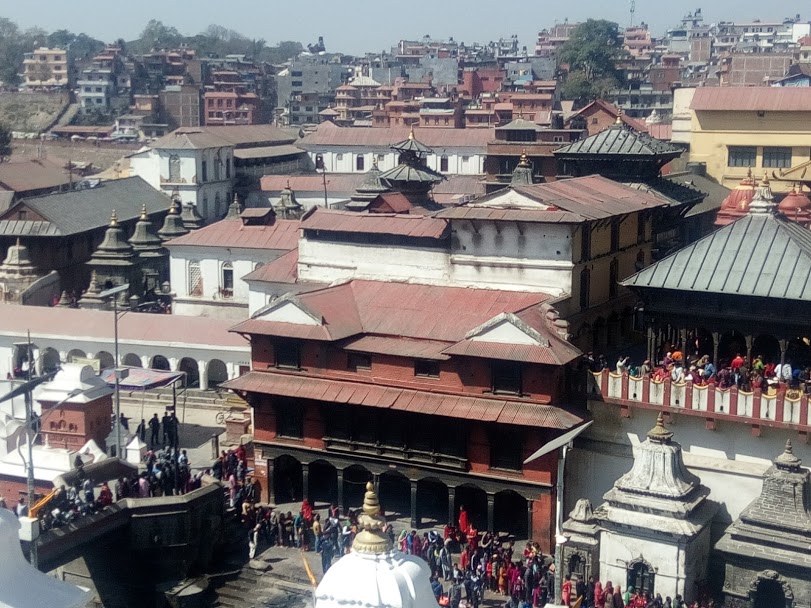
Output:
(138, 20), (184, 50)
(558, 19), (622, 81)
(0, 123), (12, 162)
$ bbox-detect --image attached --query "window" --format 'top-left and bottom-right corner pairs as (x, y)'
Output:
(188, 261), (203, 296)
(276, 398), (303, 438)
(728, 146), (756, 168)
(440, 155), (449, 172)
(201, 160), (208, 182)
(291, 71), (303, 77)
(491, 361), (522, 394)
(356, 155), (365, 171)
(221, 262), (233, 297)
(274, 341), (301, 369)
(611, 222), (620, 252)
(762, 147), (792, 169)
(580, 268), (591, 310)
(581, 225), (591, 261)
(225, 157), (231, 179)
(336, 153), (344, 161)
(415, 360), (440, 378)
(489, 427), (523, 470)
(348, 352), (372, 371)
(292, 81), (303, 87)
(377, 154), (386, 162)
(627, 562), (655, 597)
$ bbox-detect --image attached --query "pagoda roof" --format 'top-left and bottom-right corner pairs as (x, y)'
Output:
(554, 122), (682, 159)
(623, 210), (811, 302)
(390, 129), (433, 155)
(379, 163), (444, 185)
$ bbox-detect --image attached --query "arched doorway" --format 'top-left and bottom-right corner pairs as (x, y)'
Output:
(41, 348), (60, 373)
(417, 477), (448, 527)
(151, 355), (170, 370)
(178, 358), (199, 388)
(342, 464), (371, 512)
(494, 489), (528, 539)
(96, 351), (115, 370)
(123, 353), (142, 367)
(455, 484), (487, 531)
(67, 349), (86, 363)
(308, 460), (337, 506)
(208, 359), (228, 388)
(567, 553), (586, 581)
(751, 573), (791, 608)
(627, 560), (655, 597)
(378, 470), (410, 520)
(752, 334), (781, 367)
(273, 455), (302, 504)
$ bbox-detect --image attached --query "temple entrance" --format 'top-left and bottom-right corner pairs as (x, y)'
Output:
(417, 478), (448, 527)
(455, 484), (487, 531)
(151, 355), (170, 371)
(178, 358), (199, 388)
(627, 561), (655, 597)
(494, 490), (528, 539)
(378, 470), (410, 520)
(273, 455), (302, 504)
(308, 460), (337, 505)
(753, 578), (787, 608)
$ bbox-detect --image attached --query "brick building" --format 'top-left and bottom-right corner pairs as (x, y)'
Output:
(225, 280), (586, 550)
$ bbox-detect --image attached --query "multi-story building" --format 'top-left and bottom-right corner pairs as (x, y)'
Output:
(19, 47), (70, 89)
(276, 57), (349, 126)
(688, 87), (811, 192)
(535, 22), (580, 57)
(76, 45), (131, 116)
(160, 85), (202, 129)
(334, 75), (386, 125)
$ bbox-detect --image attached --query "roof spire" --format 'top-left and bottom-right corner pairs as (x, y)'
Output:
(109, 210), (118, 227)
(408, 125), (415, 140)
(615, 109), (623, 125)
(351, 481), (393, 554)
(647, 411), (674, 443)
(139, 203), (148, 221)
(775, 438), (802, 471)
(748, 173), (776, 215)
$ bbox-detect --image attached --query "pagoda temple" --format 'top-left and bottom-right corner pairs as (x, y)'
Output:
(377, 128), (444, 206)
(128, 204), (168, 293)
(81, 211), (138, 307)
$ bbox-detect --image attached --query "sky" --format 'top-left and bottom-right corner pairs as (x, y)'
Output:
(3, 1), (808, 55)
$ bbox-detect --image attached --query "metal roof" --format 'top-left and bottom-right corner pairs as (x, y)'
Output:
(302, 208), (449, 239)
(341, 335), (453, 360)
(224, 371), (584, 430)
(623, 212), (811, 301)
(164, 217), (300, 250)
(442, 339), (581, 366)
(233, 145), (304, 160)
(297, 122), (494, 149)
(0, 177), (170, 237)
(691, 87), (811, 112)
(554, 123), (682, 158)
(378, 163), (444, 184)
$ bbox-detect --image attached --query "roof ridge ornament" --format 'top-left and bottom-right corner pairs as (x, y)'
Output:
(775, 438), (802, 471)
(748, 173), (776, 215)
(351, 481), (393, 554)
(110, 210), (118, 227)
(647, 411), (674, 443)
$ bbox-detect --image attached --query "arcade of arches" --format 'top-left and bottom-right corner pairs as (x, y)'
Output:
(262, 449), (543, 544)
(12, 342), (242, 390)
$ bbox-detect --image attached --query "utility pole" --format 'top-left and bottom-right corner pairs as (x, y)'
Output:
(629, 0), (636, 27)
(98, 284), (130, 458)
(25, 330), (37, 568)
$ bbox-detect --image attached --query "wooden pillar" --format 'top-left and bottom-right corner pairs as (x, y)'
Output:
(712, 331), (720, 367)
(745, 335), (753, 366)
(301, 462), (309, 500)
(410, 479), (419, 529)
(527, 499), (534, 542)
(447, 486), (456, 527)
(337, 468), (344, 514)
(779, 339), (788, 367)
(487, 493), (495, 533)
(267, 458), (276, 505)
(373, 473), (380, 496)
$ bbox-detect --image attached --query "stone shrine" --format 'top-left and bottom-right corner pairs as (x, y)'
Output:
(715, 440), (811, 608)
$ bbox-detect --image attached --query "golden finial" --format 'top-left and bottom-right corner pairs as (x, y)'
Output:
(761, 173), (770, 187)
(746, 166), (752, 178)
(110, 210), (118, 227)
(646, 411), (674, 442)
(518, 150), (530, 167)
(615, 110), (623, 125)
(351, 481), (393, 554)
(233, 192), (239, 205)
(139, 203), (148, 220)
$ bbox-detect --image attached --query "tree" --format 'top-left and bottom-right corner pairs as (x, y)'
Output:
(0, 123), (12, 163)
(558, 19), (622, 81)
(138, 20), (183, 50)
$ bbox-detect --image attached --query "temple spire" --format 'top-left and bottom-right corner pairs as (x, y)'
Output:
(351, 482), (393, 554)
(647, 411), (674, 443)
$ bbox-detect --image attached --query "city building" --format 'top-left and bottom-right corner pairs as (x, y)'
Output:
(19, 47), (70, 89)
(688, 87), (811, 192)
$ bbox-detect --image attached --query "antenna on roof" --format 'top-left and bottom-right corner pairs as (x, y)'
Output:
(629, 0), (636, 26)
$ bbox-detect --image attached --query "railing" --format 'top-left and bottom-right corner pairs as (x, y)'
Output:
(324, 437), (468, 470)
(589, 370), (811, 430)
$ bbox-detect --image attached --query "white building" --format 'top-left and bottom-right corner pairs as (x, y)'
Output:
(129, 129), (236, 222)
(165, 207), (300, 320)
(297, 122), (490, 176)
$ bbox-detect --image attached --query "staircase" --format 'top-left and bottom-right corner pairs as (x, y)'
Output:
(117, 386), (246, 413)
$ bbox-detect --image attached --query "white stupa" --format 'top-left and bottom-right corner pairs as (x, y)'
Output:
(315, 482), (437, 608)
(0, 508), (89, 608)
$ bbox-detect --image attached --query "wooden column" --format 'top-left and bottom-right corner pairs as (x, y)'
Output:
(527, 499), (535, 542)
(301, 462), (309, 500)
(448, 486), (456, 527)
(410, 479), (419, 529)
(712, 331), (720, 366)
(487, 493), (495, 533)
(337, 469), (344, 514)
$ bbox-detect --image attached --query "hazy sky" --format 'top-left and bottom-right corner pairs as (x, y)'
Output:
(3, 1), (808, 55)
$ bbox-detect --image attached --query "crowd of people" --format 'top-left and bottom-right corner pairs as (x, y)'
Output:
(587, 350), (811, 395)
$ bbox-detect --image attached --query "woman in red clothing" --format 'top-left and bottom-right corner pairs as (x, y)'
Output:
(561, 575), (572, 606)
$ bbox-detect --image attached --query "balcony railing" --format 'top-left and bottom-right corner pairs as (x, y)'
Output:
(324, 437), (468, 470)
(589, 370), (811, 431)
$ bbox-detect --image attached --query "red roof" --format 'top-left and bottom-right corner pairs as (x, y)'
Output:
(164, 218), (300, 250)
(0, 158), (72, 194)
(302, 208), (449, 239)
(441, 340), (579, 366)
(0, 305), (246, 349)
(232, 280), (550, 344)
(243, 249), (299, 284)
(342, 335), (452, 360)
(691, 87), (811, 112)
(369, 192), (413, 213)
(225, 371), (583, 429)
(298, 122), (494, 148)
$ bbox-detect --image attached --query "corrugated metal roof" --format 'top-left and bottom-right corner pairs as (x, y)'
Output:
(223, 371), (583, 430)
(164, 218), (300, 250)
(0, 158), (72, 193)
(342, 335), (453, 360)
(243, 249), (299, 283)
(150, 125), (297, 150)
(623, 212), (811, 301)
(233, 145), (305, 160)
(554, 123), (682, 157)
(691, 87), (811, 112)
(297, 122), (494, 149)
(0, 177), (170, 237)
(441, 339), (580, 366)
(0, 220), (60, 237)
(302, 208), (449, 239)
